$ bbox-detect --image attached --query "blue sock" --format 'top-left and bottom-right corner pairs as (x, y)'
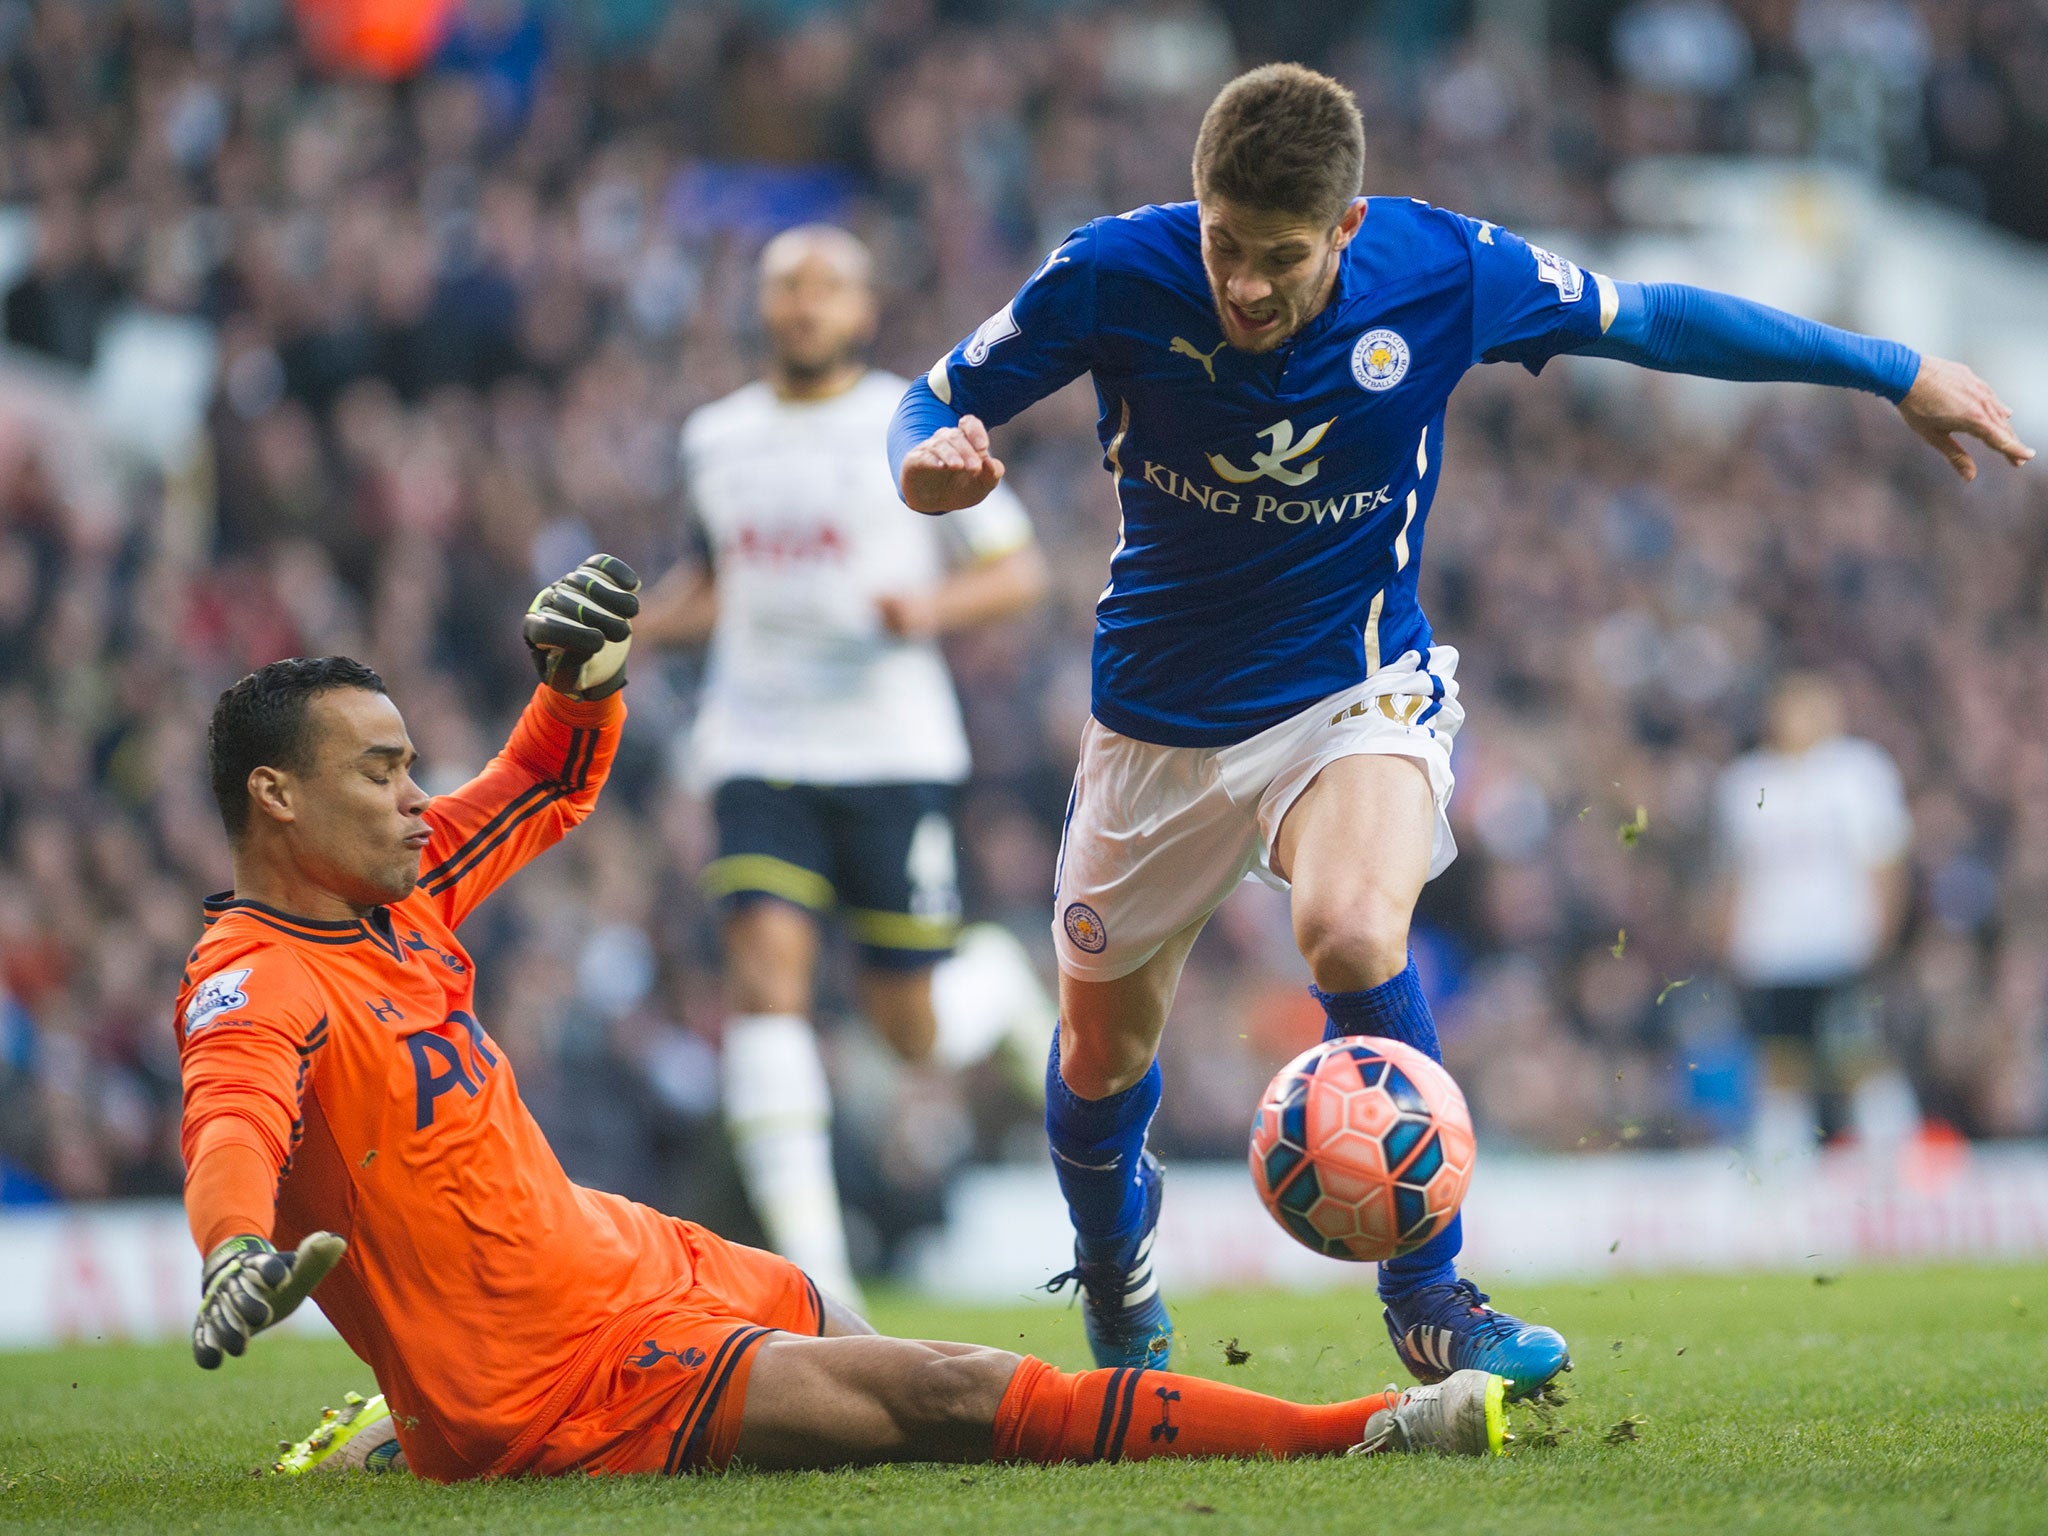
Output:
(1044, 1026), (1161, 1255)
(1313, 954), (1439, 1057)
(1312, 957), (1460, 1300)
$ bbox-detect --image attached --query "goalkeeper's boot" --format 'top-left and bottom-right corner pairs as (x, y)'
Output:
(1383, 1279), (1569, 1400)
(272, 1390), (406, 1476)
(1046, 1151), (1172, 1370)
(1351, 1369), (1508, 1457)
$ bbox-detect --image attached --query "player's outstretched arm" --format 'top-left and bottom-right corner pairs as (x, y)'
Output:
(890, 225), (1100, 511)
(1576, 281), (2032, 481)
(1895, 354), (2034, 481)
(178, 961), (341, 1369)
(418, 556), (640, 927)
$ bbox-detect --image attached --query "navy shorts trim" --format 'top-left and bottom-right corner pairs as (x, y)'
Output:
(662, 1325), (773, 1475)
(704, 780), (961, 963)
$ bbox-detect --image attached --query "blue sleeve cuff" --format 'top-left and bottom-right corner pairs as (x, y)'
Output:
(1581, 281), (1920, 403)
(888, 374), (964, 492)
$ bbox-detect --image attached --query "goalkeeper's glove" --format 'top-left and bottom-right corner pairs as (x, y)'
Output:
(192, 1231), (346, 1370)
(524, 554), (641, 699)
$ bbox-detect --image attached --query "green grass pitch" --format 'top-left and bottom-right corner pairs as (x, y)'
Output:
(3, 1264), (2044, 1535)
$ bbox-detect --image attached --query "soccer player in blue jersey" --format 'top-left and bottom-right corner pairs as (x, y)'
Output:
(887, 63), (2031, 1395)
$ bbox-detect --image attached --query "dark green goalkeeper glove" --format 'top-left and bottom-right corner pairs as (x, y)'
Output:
(524, 554), (641, 699)
(193, 1232), (346, 1370)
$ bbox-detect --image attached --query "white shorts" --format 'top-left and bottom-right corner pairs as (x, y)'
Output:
(1051, 648), (1464, 982)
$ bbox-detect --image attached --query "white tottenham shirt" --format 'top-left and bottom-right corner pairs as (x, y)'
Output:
(1713, 735), (1912, 987)
(681, 370), (1034, 790)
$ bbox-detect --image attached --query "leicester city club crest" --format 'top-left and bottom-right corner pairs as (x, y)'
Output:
(1351, 329), (1410, 393)
(1063, 902), (1108, 954)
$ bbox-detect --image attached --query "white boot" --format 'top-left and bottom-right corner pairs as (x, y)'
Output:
(1353, 1370), (1507, 1457)
(1749, 1085), (1819, 1174)
(1850, 1068), (1920, 1156)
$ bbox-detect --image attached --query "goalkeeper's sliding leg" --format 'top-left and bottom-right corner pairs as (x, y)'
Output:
(732, 1331), (1506, 1466)
(247, 1220), (1505, 1477)
(272, 1291), (1501, 1476)
(279, 1332), (1502, 1476)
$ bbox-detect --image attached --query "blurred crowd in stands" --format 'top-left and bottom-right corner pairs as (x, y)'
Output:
(1, 0), (2044, 1264)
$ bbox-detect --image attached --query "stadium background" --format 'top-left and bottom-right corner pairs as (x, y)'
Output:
(1, 0), (2046, 1313)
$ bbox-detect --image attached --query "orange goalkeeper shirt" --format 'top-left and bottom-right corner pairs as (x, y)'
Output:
(175, 685), (697, 1480)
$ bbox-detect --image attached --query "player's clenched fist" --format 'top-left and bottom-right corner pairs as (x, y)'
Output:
(899, 414), (1006, 513)
(193, 1232), (346, 1369)
(524, 554), (641, 699)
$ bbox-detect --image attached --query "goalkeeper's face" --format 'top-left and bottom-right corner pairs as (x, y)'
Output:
(1199, 196), (1366, 354)
(279, 689), (433, 910)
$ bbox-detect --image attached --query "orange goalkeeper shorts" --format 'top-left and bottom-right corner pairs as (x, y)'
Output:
(516, 1224), (826, 1477)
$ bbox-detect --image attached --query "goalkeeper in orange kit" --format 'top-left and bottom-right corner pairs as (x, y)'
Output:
(177, 555), (1507, 1479)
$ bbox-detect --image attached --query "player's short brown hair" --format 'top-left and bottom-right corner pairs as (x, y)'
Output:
(1192, 63), (1365, 228)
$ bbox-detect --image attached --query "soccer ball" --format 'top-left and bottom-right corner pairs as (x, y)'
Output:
(1248, 1035), (1475, 1262)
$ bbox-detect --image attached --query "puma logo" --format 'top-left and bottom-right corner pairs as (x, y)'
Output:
(1170, 336), (1225, 383)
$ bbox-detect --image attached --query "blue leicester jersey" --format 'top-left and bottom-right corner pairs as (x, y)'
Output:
(923, 199), (1616, 747)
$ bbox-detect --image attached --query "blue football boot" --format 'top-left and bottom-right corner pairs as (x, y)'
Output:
(1046, 1151), (1172, 1369)
(1383, 1279), (1570, 1400)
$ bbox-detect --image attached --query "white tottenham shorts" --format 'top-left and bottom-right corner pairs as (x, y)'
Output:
(1051, 647), (1464, 983)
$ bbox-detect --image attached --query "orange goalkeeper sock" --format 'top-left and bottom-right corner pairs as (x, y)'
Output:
(992, 1357), (1397, 1463)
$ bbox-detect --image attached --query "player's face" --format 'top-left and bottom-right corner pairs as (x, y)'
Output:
(1199, 197), (1365, 353)
(1767, 675), (1845, 755)
(759, 250), (877, 382)
(286, 689), (432, 910)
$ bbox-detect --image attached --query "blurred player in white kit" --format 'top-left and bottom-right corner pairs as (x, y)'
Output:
(1713, 671), (1917, 1162)
(641, 226), (1051, 1305)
